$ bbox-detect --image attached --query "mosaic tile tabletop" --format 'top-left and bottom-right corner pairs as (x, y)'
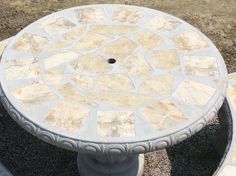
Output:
(0, 5), (227, 143)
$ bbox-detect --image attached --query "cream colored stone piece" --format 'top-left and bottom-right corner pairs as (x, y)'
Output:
(75, 7), (107, 23)
(101, 37), (137, 62)
(218, 165), (236, 176)
(89, 92), (154, 108)
(184, 56), (218, 76)
(173, 79), (215, 106)
(97, 111), (135, 137)
(12, 33), (48, 54)
(146, 15), (181, 32)
(228, 84), (236, 110)
(69, 74), (94, 90)
(112, 7), (141, 24)
(48, 41), (69, 51)
(39, 17), (76, 34)
(97, 74), (134, 91)
(172, 32), (208, 51)
(72, 54), (112, 74)
(139, 75), (174, 95)
(44, 101), (90, 133)
(5, 58), (40, 80)
(44, 51), (77, 69)
(229, 73), (236, 82)
(141, 100), (187, 130)
(12, 81), (55, 111)
(122, 51), (153, 78)
(89, 25), (139, 36)
(152, 49), (180, 70)
(63, 26), (87, 41)
(43, 66), (65, 87)
(134, 30), (164, 51)
(74, 32), (112, 52)
(59, 83), (95, 105)
(0, 38), (10, 54)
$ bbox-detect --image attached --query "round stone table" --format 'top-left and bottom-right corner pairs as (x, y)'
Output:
(0, 4), (228, 176)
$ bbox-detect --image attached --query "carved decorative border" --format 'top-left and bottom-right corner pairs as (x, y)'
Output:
(0, 78), (227, 154)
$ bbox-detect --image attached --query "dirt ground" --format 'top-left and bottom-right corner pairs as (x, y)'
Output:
(0, 0), (235, 176)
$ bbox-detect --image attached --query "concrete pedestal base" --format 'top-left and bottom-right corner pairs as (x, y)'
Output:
(77, 153), (144, 176)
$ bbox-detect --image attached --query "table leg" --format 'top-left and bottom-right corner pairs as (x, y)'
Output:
(77, 153), (144, 176)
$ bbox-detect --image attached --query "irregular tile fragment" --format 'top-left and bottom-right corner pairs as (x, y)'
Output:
(112, 7), (141, 23)
(45, 101), (90, 133)
(97, 111), (135, 137)
(72, 54), (112, 74)
(97, 74), (134, 91)
(59, 83), (95, 105)
(139, 75), (174, 95)
(90, 25), (139, 36)
(152, 49), (180, 70)
(12, 33), (48, 54)
(172, 32), (208, 51)
(75, 7), (107, 23)
(5, 58), (40, 80)
(134, 30), (164, 51)
(141, 100), (187, 130)
(184, 56), (218, 76)
(146, 15), (180, 32)
(74, 32), (112, 51)
(122, 51), (152, 78)
(39, 17), (76, 34)
(63, 26), (87, 41)
(43, 66), (65, 86)
(44, 51), (77, 69)
(101, 37), (137, 62)
(69, 74), (94, 90)
(173, 79), (215, 106)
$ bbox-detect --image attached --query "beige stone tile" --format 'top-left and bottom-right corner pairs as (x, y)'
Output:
(122, 51), (153, 78)
(0, 38), (10, 54)
(172, 32), (208, 51)
(89, 92), (154, 108)
(139, 75), (174, 95)
(12, 33), (48, 54)
(69, 74), (94, 90)
(97, 74), (134, 91)
(63, 26), (87, 41)
(44, 101), (90, 133)
(74, 32), (112, 52)
(152, 49), (180, 70)
(5, 58), (40, 80)
(44, 51), (77, 69)
(218, 165), (236, 176)
(72, 54), (112, 74)
(141, 100), (187, 130)
(75, 7), (107, 23)
(59, 83), (95, 105)
(228, 84), (236, 111)
(48, 41), (69, 51)
(184, 56), (218, 76)
(89, 25), (139, 36)
(43, 66), (65, 87)
(146, 15), (181, 32)
(112, 7), (141, 24)
(12, 81), (55, 111)
(134, 30), (164, 51)
(101, 37), (137, 62)
(229, 73), (236, 82)
(97, 110), (135, 137)
(173, 79), (215, 106)
(39, 17), (76, 34)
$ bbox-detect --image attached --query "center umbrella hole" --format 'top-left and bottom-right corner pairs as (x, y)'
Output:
(107, 58), (116, 64)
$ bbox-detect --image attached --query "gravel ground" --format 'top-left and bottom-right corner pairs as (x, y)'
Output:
(0, 0), (235, 176)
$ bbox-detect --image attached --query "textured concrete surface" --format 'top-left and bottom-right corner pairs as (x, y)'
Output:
(0, 0), (235, 176)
